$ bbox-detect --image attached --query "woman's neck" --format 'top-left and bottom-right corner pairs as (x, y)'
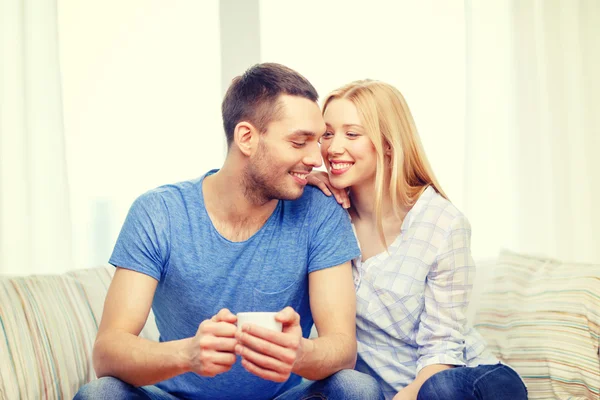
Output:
(349, 179), (408, 228)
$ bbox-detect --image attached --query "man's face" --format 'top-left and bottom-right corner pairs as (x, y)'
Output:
(245, 95), (325, 201)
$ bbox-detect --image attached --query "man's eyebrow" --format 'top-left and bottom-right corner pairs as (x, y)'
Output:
(288, 130), (317, 138)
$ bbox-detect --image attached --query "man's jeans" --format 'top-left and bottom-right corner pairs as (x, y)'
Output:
(74, 369), (384, 400)
(417, 364), (527, 400)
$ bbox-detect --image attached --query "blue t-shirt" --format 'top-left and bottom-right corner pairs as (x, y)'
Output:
(109, 170), (360, 400)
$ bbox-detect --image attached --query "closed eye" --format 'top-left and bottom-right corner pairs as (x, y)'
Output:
(319, 132), (334, 143)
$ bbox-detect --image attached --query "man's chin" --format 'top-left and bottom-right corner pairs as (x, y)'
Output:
(283, 193), (304, 201)
(278, 187), (304, 201)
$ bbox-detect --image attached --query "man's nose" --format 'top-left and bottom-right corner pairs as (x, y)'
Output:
(304, 142), (323, 168)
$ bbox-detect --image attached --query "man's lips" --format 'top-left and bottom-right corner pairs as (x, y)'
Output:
(289, 171), (310, 183)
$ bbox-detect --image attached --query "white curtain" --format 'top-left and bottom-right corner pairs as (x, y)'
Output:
(465, 0), (600, 264)
(0, 0), (72, 275)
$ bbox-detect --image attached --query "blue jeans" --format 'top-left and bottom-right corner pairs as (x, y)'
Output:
(417, 364), (527, 400)
(74, 369), (384, 400)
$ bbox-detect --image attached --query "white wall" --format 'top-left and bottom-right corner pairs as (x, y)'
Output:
(260, 0), (467, 208)
(55, 1), (597, 268)
(58, 0), (224, 268)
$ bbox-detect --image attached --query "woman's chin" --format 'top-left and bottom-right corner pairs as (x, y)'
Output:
(328, 174), (352, 191)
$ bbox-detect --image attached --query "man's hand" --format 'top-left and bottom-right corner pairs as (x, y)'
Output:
(306, 171), (350, 209)
(186, 308), (238, 377)
(235, 307), (303, 382)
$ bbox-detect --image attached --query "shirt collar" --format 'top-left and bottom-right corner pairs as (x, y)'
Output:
(401, 185), (436, 232)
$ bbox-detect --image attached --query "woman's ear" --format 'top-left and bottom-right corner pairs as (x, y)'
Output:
(384, 141), (394, 167)
(233, 122), (258, 157)
(384, 141), (392, 156)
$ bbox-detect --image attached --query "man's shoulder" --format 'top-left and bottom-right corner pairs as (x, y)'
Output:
(280, 186), (343, 222)
(139, 176), (203, 204)
(292, 185), (341, 209)
(279, 186), (350, 236)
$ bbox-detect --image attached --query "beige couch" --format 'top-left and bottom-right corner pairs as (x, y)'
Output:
(0, 267), (158, 399)
(1, 250), (598, 399)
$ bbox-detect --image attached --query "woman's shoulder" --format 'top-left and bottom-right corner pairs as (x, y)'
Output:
(412, 187), (471, 233)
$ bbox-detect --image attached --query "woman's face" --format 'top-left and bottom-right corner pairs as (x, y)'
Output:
(321, 98), (378, 190)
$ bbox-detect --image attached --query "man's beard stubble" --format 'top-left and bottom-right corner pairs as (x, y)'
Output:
(242, 141), (301, 205)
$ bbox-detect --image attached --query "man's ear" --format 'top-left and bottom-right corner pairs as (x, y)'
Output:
(233, 121), (258, 157)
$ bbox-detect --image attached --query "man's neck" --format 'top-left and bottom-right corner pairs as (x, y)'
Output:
(203, 163), (278, 241)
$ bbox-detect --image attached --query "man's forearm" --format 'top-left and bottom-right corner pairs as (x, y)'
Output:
(93, 331), (192, 387)
(292, 332), (357, 380)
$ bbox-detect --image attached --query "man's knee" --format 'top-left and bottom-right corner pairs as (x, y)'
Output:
(323, 369), (384, 400)
(74, 377), (142, 400)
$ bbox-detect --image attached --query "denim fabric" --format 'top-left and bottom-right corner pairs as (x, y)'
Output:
(416, 364), (527, 400)
(274, 370), (384, 400)
(74, 370), (384, 400)
(74, 377), (178, 400)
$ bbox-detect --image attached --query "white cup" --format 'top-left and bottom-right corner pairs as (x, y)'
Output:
(236, 312), (282, 332)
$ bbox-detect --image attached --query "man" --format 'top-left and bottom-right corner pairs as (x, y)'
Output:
(75, 63), (383, 400)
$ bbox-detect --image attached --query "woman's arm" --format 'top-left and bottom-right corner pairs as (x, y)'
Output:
(394, 214), (476, 399)
(416, 214), (474, 368)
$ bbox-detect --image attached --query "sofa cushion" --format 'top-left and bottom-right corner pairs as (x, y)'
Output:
(0, 266), (158, 399)
(474, 250), (600, 399)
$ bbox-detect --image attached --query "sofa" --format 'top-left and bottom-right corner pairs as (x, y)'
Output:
(1, 250), (598, 399)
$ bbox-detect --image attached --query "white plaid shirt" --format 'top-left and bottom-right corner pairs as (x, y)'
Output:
(352, 186), (498, 399)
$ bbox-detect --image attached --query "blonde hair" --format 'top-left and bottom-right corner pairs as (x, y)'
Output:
(322, 80), (447, 247)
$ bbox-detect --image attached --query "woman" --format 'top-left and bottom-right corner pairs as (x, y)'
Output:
(309, 80), (526, 400)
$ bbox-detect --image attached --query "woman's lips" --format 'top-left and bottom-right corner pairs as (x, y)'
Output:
(329, 161), (353, 175)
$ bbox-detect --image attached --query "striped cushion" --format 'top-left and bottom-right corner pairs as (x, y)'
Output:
(474, 250), (600, 399)
(0, 266), (158, 399)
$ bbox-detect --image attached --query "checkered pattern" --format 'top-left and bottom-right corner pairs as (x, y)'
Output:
(353, 186), (498, 398)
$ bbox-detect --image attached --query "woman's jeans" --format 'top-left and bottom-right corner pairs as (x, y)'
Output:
(417, 364), (527, 400)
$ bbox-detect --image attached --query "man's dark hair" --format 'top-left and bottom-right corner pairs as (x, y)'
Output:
(222, 63), (319, 148)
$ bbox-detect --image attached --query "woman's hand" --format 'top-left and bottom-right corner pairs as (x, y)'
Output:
(392, 384), (419, 400)
(306, 171), (350, 209)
